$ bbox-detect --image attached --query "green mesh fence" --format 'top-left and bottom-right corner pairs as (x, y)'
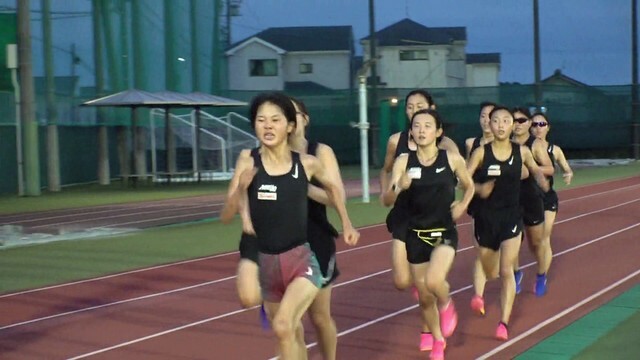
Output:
(0, 0), (636, 194)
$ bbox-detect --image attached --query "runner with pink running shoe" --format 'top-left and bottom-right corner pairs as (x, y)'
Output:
(467, 106), (549, 341)
(383, 109), (474, 359)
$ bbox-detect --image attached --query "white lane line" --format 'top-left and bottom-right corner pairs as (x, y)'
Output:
(68, 220), (640, 360)
(4, 202), (220, 225)
(476, 269), (640, 359)
(0, 276), (237, 332)
(29, 205), (216, 229)
(0, 223), (389, 298)
(5, 182), (638, 298)
(3, 197), (639, 331)
(294, 221), (640, 359)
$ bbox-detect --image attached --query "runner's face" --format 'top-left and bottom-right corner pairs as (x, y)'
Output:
(254, 102), (293, 146)
(531, 114), (549, 139)
(479, 105), (494, 133)
(405, 94), (431, 121)
(513, 111), (531, 136)
(490, 109), (514, 141)
(410, 113), (441, 147)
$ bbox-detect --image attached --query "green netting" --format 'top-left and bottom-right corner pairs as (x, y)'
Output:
(0, 13), (17, 92)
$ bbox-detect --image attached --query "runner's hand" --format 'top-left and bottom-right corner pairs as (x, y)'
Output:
(238, 167), (258, 190)
(450, 201), (465, 221)
(342, 225), (360, 246)
(563, 172), (573, 185)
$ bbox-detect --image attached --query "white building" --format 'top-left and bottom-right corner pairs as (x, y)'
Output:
(226, 26), (355, 92)
(360, 19), (500, 89)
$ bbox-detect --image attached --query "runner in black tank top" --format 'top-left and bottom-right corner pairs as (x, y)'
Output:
(380, 90), (436, 298)
(220, 92), (359, 360)
(384, 109), (475, 358)
(306, 141), (340, 285)
(467, 106), (550, 341)
(511, 107), (555, 297)
(289, 96), (345, 360)
(530, 112), (575, 301)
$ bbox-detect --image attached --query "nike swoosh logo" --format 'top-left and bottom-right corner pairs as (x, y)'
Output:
(508, 156), (514, 165)
(511, 224), (518, 233)
(436, 167), (446, 173)
(306, 266), (313, 276)
(292, 163), (298, 178)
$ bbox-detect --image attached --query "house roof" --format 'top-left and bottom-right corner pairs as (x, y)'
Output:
(361, 18), (466, 46)
(466, 53), (501, 64)
(542, 69), (588, 87)
(228, 26), (353, 53)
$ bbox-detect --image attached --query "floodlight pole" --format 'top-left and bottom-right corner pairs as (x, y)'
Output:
(533, 0), (542, 108)
(358, 75), (370, 203)
(354, 60), (376, 204)
(7, 44), (24, 196)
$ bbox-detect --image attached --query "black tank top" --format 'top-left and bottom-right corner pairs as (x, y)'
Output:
(546, 142), (556, 189)
(479, 143), (522, 209)
(393, 131), (412, 210)
(394, 130), (411, 158)
(405, 150), (456, 229)
(521, 135), (543, 196)
(248, 149), (308, 254)
(307, 142), (339, 238)
(469, 137), (482, 159)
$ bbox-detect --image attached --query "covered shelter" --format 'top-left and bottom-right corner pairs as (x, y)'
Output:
(82, 89), (248, 184)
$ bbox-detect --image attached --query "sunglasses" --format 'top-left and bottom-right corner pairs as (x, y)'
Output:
(532, 122), (548, 128)
(514, 117), (529, 124)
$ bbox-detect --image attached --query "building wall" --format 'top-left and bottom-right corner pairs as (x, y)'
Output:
(283, 51), (352, 89)
(227, 42), (284, 91)
(466, 64), (500, 87)
(363, 44), (465, 89)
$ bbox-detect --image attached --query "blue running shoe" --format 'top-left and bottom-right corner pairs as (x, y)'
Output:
(259, 304), (270, 330)
(535, 273), (547, 297)
(514, 270), (523, 295)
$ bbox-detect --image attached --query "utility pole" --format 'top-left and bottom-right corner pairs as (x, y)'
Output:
(190, 0), (200, 92)
(368, 0), (379, 166)
(632, 0), (639, 159)
(211, 0), (222, 94)
(93, 0), (110, 185)
(533, 0), (542, 108)
(42, 0), (60, 192)
(18, 0), (41, 196)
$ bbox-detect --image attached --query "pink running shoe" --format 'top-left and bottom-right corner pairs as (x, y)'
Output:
(440, 300), (458, 338)
(420, 332), (433, 351)
(495, 322), (509, 341)
(412, 286), (419, 301)
(470, 294), (485, 316)
(429, 339), (446, 360)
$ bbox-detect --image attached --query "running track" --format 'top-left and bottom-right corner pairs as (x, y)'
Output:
(1, 177), (640, 359)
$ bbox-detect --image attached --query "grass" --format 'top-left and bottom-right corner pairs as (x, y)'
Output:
(0, 161), (638, 294)
(0, 165), (374, 215)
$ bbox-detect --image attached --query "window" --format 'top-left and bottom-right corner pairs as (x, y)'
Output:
(399, 50), (429, 61)
(299, 63), (313, 74)
(249, 59), (278, 76)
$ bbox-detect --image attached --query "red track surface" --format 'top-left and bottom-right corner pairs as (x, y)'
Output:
(1, 177), (640, 359)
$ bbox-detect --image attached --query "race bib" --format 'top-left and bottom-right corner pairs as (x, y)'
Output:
(487, 164), (501, 177)
(407, 167), (422, 179)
